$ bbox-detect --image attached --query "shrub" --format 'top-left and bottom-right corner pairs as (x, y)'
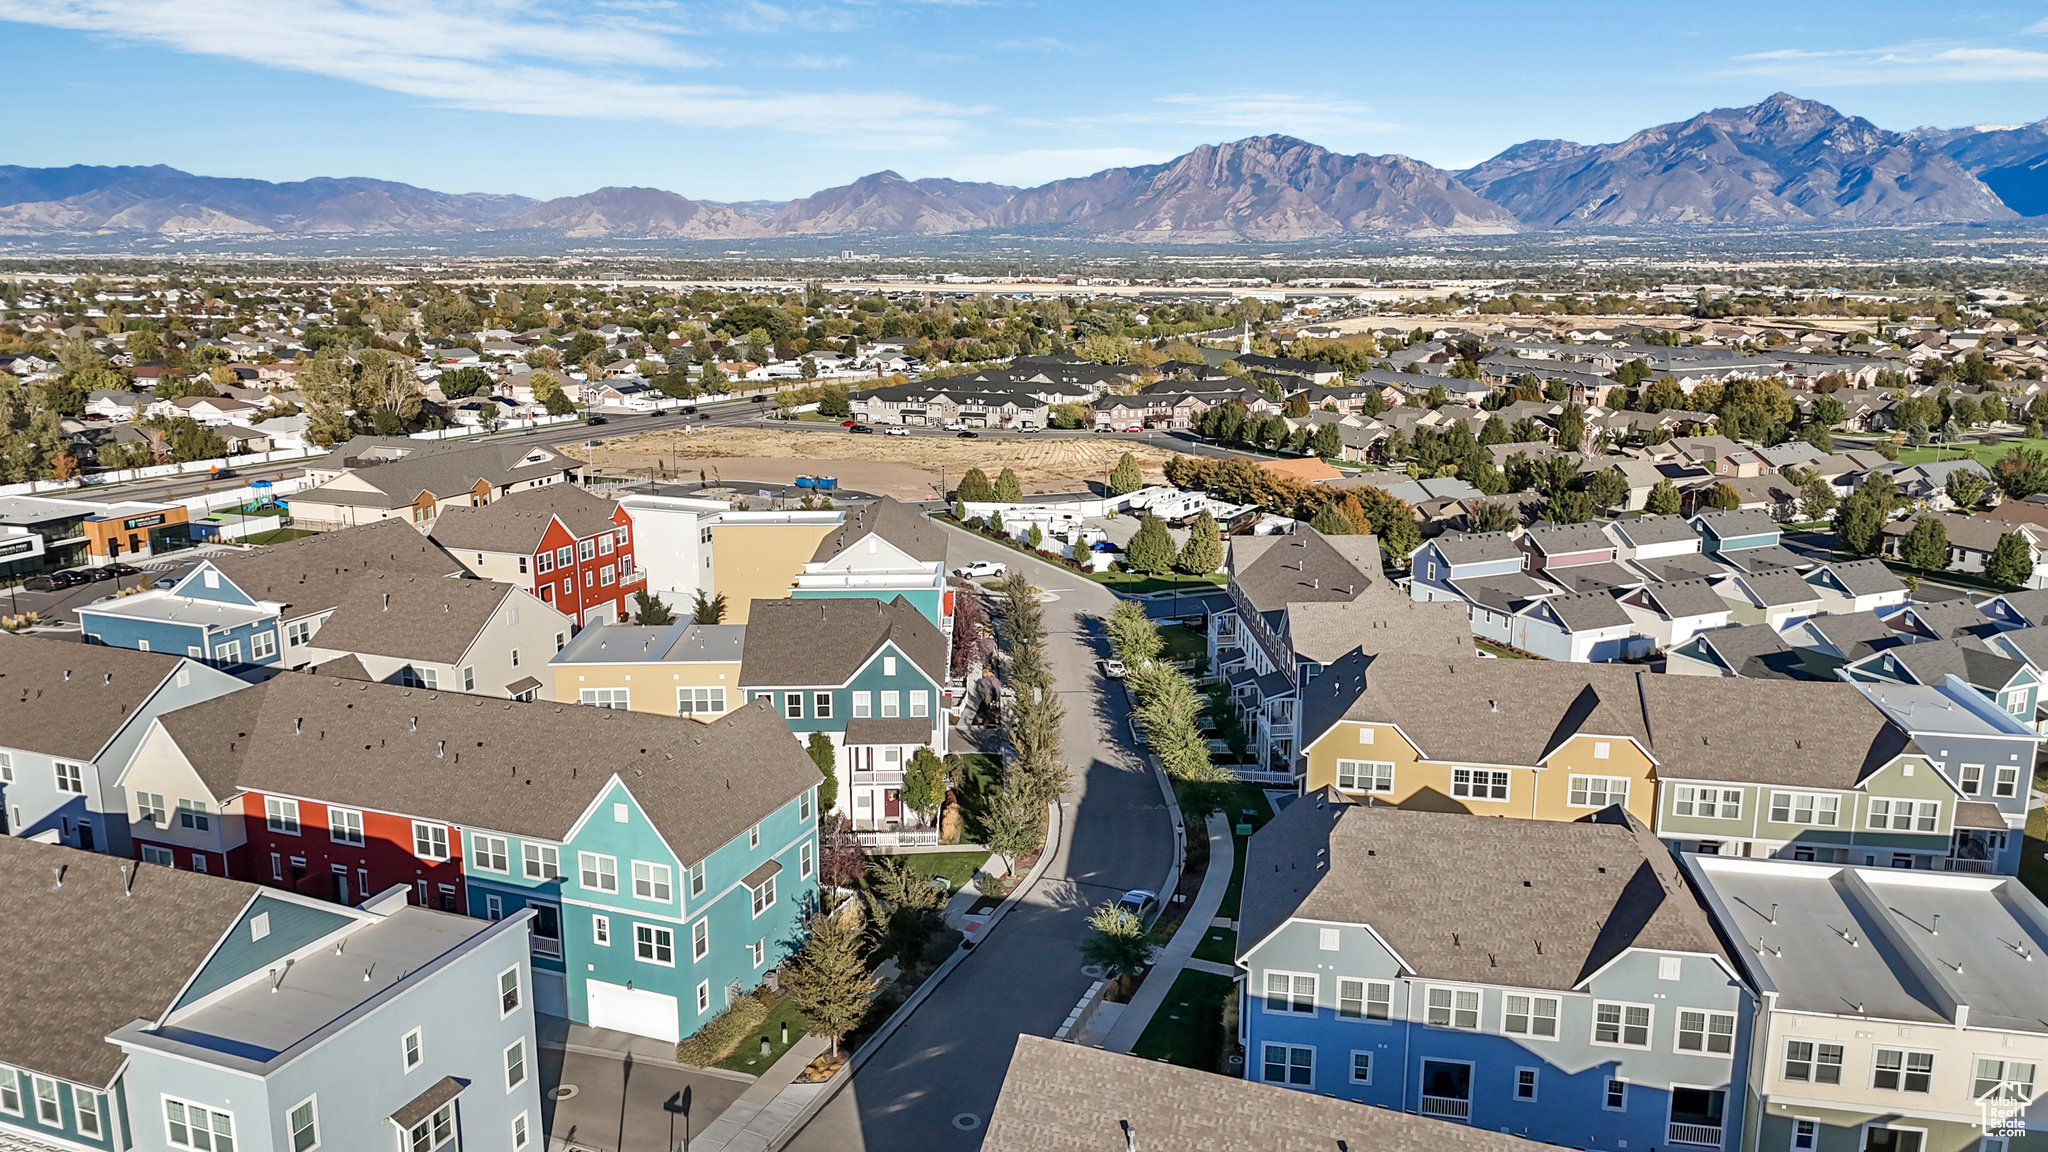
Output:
(675, 994), (769, 1066)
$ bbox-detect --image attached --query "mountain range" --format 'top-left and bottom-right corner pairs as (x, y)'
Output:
(10, 95), (2048, 242)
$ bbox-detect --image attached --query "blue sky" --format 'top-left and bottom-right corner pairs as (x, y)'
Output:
(4, 0), (2048, 202)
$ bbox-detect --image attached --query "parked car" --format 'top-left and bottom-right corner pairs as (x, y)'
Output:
(1102, 658), (1128, 679)
(883, 426), (911, 436)
(86, 566), (120, 582)
(683, 406), (698, 415)
(24, 571), (82, 591)
(1117, 889), (1159, 924)
(944, 421), (966, 431)
(1124, 426), (1142, 433)
(849, 424), (874, 434)
(104, 563), (141, 577)
(954, 560), (1007, 579)
(841, 420), (859, 427)
(585, 415), (608, 425)
(956, 430), (979, 439)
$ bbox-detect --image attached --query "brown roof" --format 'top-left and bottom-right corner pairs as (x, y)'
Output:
(1283, 587), (1472, 663)
(739, 596), (946, 688)
(429, 484), (624, 556)
(209, 519), (464, 618)
(155, 672), (819, 864)
(302, 575), (527, 666)
(0, 634), (187, 761)
(1241, 795), (1728, 990)
(1228, 527), (1384, 615)
(842, 717), (938, 745)
(983, 1034), (1549, 1152)
(808, 497), (949, 565)
(0, 837), (256, 1085)
(310, 437), (573, 509)
(391, 1075), (466, 1128)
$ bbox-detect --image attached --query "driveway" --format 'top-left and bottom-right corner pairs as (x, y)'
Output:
(780, 526), (1174, 1151)
(541, 1045), (750, 1152)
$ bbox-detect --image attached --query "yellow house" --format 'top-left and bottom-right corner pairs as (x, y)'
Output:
(709, 514), (839, 623)
(1298, 653), (1660, 825)
(547, 620), (745, 720)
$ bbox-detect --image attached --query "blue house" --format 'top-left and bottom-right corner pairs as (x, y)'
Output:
(1687, 509), (1805, 573)
(1239, 795), (1753, 1152)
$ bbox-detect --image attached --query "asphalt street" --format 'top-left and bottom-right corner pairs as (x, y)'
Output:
(779, 523), (1175, 1152)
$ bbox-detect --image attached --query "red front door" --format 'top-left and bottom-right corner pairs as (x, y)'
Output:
(883, 790), (900, 818)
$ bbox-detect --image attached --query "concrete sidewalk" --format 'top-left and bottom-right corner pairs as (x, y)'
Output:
(1100, 810), (1232, 1053)
(686, 1034), (831, 1152)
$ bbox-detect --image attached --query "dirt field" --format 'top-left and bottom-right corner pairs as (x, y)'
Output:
(591, 427), (1179, 499)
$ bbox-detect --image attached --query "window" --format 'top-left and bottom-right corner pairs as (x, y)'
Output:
(505, 1039), (527, 1091)
(1769, 792), (1840, 826)
(288, 620), (312, 647)
(1427, 986), (1481, 1029)
(813, 692), (832, 720)
(1422, 1060), (1473, 1112)
(264, 796), (301, 834)
(1262, 1044), (1314, 1086)
(750, 938), (766, 967)
(1336, 760), (1393, 793)
(143, 845), (175, 866)
(579, 538), (596, 561)
(592, 914), (610, 945)
(1569, 775), (1630, 808)
(214, 640), (241, 664)
(472, 835), (509, 873)
(248, 629), (278, 661)
(1338, 979), (1392, 1020)
(499, 966), (521, 1015)
(580, 687), (629, 710)
(881, 690), (900, 717)
(881, 655), (898, 677)
(1605, 1078), (1627, 1110)
(799, 791), (813, 822)
(523, 843), (560, 880)
(1594, 1002), (1652, 1048)
(599, 565), (616, 586)
(398, 664), (436, 690)
(413, 822), (449, 860)
(1351, 1051), (1374, 1085)
(1863, 1128), (1924, 1152)
(1504, 994), (1559, 1038)
(633, 861), (673, 902)
(692, 918), (709, 960)
(513, 1112), (530, 1151)
(1868, 800), (1940, 831)
(1265, 971), (1317, 1014)
(329, 807), (365, 846)
(0, 1068), (18, 1116)
(177, 798), (211, 831)
(852, 690), (872, 718)
(1677, 1010), (1736, 1054)
(751, 875), (776, 916)
(54, 762), (84, 795)
(749, 823), (761, 849)
(137, 791), (167, 824)
(635, 924), (675, 965)
(1660, 955), (1683, 981)
(579, 852), (618, 893)
(1974, 1058), (2037, 1102)
(462, 667), (475, 692)
(784, 692), (804, 719)
(678, 687), (727, 716)
(1960, 764), (1984, 795)
(165, 1097), (236, 1151)
(1452, 768), (1509, 801)
(1996, 765), (2021, 798)
(697, 981), (711, 1013)
(406, 1102), (454, 1152)
(689, 864), (706, 898)
(1793, 1119), (1820, 1151)
(800, 842), (814, 880)
(286, 1097), (317, 1152)
(486, 895), (503, 920)
(402, 1028), (423, 1070)
(1672, 785), (1741, 818)
(1516, 1067), (1539, 1100)
(535, 549), (554, 575)
(911, 690), (930, 717)
(557, 545), (574, 569)
(1874, 1049), (1934, 1092)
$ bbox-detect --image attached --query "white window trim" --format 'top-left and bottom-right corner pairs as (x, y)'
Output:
(1262, 969), (1319, 1015)
(0, 1068), (21, 1118)
(692, 918), (709, 960)
(1592, 1000), (1656, 1050)
(499, 965), (522, 1018)
(1449, 767), (1511, 802)
(411, 821), (450, 862)
(593, 914), (611, 946)
(472, 834), (511, 874)
(579, 851), (619, 893)
(1500, 991), (1562, 1040)
(1673, 1008), (1738, 1056)
(504, 1038), (527, 1093)
(328, 807), (365, 847)
(696, 981), (711, 1014)
(1567, 774), (1632, 809)
(513, 1111), (531, 1151)
(1424, 983), (1484, 1030)
(631, 860), (674, 904)
(401, 1027), (424, 1071)
(1790, 1117), (1822, 1152)
(1861, 1123), (1930, 1152)
(1871, 1047), (1937, 1093)
(163, 1094), (235, 1150)
(634, 923), (677, 967)
(1334, 759), (1394, 793)
(285, 1093), (319, 1152)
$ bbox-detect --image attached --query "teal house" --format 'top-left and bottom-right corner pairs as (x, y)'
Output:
(740, 595), (949, 836)
(1687, 509), (1803, 573)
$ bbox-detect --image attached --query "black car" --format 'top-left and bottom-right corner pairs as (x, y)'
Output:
(585, 415), (608, 425)
(956, 430), (979, 439)
(849, 424), (874, 434)
(683, 406), (698, 415)
(24, 571), (82, 592)
(86, 566), (120, 582)
(105, 563), (141, 577)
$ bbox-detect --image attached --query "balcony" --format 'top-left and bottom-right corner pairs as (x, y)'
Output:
(530, 935), (561, 960)
(1669, 1124), (1724, 1147)
(851, 770), (906, 786)
(1419, 1096), (1470, 1120)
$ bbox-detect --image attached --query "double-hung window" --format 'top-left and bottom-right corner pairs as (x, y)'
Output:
(1335, 760), (1393, 793)
(1784, 1041), (1844, 1084)
(285, 1097), (315, 1152)
(578, 538), (596, 562)
(678, 687), (726, 716)
(406, 1102), (454, 1152)
(910, 690), (929, 717)
(136, 791), (168, 825)
(1869, 800), (1940, 832)
(635, 924), (675, 965)
(800, 842), (815, 880)
(1265, 971), (1316, 1014)
(1426, 986), (1481, 1029)
(1676, 1010), (1736, 1054)
(1262, 1044), (1314, 1086)
(632, 861), (673, 902)
(750, 876), (776, 916)
(164, 1097), (236, 1151)
(1974, 1058), (2037, 1102)
(412, 822), (449, 861)
(1569, 775), (1630, 808)
(329, 808), (365, 846)
(471, 835), (509, 873)
(1593, 1001), (1652, 1048)
(1874, 1049), (1934, 1093)
(813, 692), (832, 719)
(1503, 994), (1559, 1038)
(692, 919), (710, 960)
(1996, 765), (2022, 798)
(499, 967), (521, 1015)
(852, 691), (872, 718)
(31, 1077), (58, 1126)
(505, 1039), (527, 1091)
(580, 687), (629, 710)
(250, 630), (277, 661)
(523, 843), (560, 880)
(54, 763), (84, 795)
(579, 852), (618, 893)
(0, 1067), (19, 1115)
(881, 690), (901, 718)
(784, 692), (804, 720)
(265, 797), (301, 834)
(1673, 785), (1740, 819)
(1769, 792), (1839, 826)
(1451, 768), (1509, 801)
(177, 798), (211, 831)
(1337, 979), (1392, 1020)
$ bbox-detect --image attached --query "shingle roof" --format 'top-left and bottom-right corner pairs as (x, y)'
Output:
(808, 497), (948, 565)
(1725, 569), (1821, 608)
(1428, 530), (1521, 566)
(1227, 528), (1382, 614)
(1448, 573), (1555, 614)
(1863, 637), (2026, 690)
(1682, 624), (1816, 680)
(1631, 579), (1731, 619)
(209, 519), (465, 617)
(0, 837), (255, 1085)
(314, 437), (572, 508)
(429, 483), (623, 555)
(1811, 559), (1907, 598)
(155, 672), (817, 863)
(1282, 588), (1472, 663)
(301, 575), (523, 666)
(1537, 590), (1632, 631)
(1716, 543), (1806, 574)
(0, 634), (187, 761)
(843, 717), (937, 745)
(982, 1035), (1551, 1152)
(1522, 520), (1611, 555)
(1691, 508), (1779, 539)
(1241, 796), (1728, 989)
(1539, 561), (1644, 595)
(739, 596), (946, 688)
(1607, 515), (1698, 548)
(1800, 611), (1908, 659)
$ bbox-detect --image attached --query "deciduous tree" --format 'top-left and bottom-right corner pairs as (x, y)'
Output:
(1125, 514), (1177, 574)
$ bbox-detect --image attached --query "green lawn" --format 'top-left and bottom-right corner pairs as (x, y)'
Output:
(1192, 925), (1237, 965)
(1474, 638), (1530, 660)
(1893, 437), (2044, 468)
(1131, 969), (1236, 1071)
(1174, 780), (1276, 921)
(1158, 625), (1208, 663)
(242, 528), (320, 545)
(954, 753), (1005, 844)
(897, 850), (990, 893)
(715, 995), (810, 1074)
(1088, 571), (1228, 595)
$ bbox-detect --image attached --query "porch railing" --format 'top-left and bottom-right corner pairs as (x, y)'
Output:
(1419, 1096), (1470, 1120)
(1669, 1123), (1724, 1146)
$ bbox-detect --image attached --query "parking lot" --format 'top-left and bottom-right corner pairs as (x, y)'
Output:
(2, 556), (202, 624)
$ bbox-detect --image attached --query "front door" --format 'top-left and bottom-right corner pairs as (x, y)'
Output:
(884, 789), (900, 818)
(77, 821), (93, 852)
(332, 866), (350, 905)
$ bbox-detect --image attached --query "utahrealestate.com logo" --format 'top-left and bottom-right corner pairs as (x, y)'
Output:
(1979, 1097), (2027, 1139)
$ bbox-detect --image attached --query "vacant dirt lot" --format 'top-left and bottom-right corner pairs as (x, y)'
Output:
(591, 428), (1177, 499)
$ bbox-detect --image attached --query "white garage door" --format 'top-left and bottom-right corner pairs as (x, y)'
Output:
(585, 980), (679, 1044)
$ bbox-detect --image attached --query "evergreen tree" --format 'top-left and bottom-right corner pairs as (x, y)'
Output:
(1309, 501), (1357, 535)
(1310, 422), (1343, 459)
(1078, 901), (1155, 996)
(1646, 480), (1682, 515)
(630, 590), (674, 626)
(1026, 523), (1044, 549)
(1108, 452), (1142, 495)
(1175, 510), (1224, 574)
(1833, 481), (1892, 557)
(1987, 530), (2035, 590)
(995, 467), (1023, 503)
(1555, 404), (1587, 453)
(1125, 515), (1177, 574)
(806, 732), (838, 813)
(1586, 468), (1629, 513)
(956, 467), (994, 503)
(780, 902), (877, 1060)
(1900, 515), (1951, 571)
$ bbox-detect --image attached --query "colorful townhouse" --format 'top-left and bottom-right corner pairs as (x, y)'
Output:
(791, 497), (954, 630)
(116, 672), (819, 1045)
(0, 635), (245, 858)
(287, 434), (577, 531)
(1605, 514), (1726, 582)
(550, 619), (746, 719)
(1689, 508), (1804, 573)
(1239, 797), (1752, 1152)
(1687, 854), (2048, 1152)
(740, 596), (948, 832)
(1616, 579), (1735, 650)
(1852, 678), (2039, 873)
(616, 491), (839, 625)
(1514, 520), (1634, 592)
(0, 835), (540, 1152)
(431, 484), (646, 627)
(1407, 530), (1560, 650)
(1214, 528), (1471, 776)
(1983, 624), (2048, 732)
(1803, 559), (1910, 615)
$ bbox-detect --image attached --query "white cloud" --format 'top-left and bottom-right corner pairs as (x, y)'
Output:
(1728, 39), (2048, 84)
(0, 0), (981, 144)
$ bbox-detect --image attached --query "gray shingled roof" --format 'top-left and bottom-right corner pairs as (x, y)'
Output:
(1691, 507), (1779, 540)
(1631, 579), (1732, 618)
(1860, 637), (2027, 690)
(1537, 590), (1632, 631)
(0, 837), (255, 1085)
(0, 634), (188, 761)
(1716, 544), (1806, 574)
(1800, 611), (1908, 659)
(1229, 529), (1383, 614)
(738, 596), (946, 688)
(313, 437), (572, 508)
(1683, 624), (1816, 680)
(983, 1035), (1551, 1152)
(302, 575), (523, 666)
(809, 497), (948, 565)
(429, 484), (624, 555)
(1539, 561), (1644, 595)
(155, 672), (818, 864)
(1808, 559), (1907, 599)
(1984, 589), (2048, 627)
(1522, 520), (1612, 556)
(1429, 530), (1521, 565)
(1283, 587), (1471, 663)
(1608, 514), (1700, 548)
(1241, 797), (1728, 989)
(209, 519), (465, 618)
(1448, 573), (1555, 614)
(1724, 569), (1822, 609)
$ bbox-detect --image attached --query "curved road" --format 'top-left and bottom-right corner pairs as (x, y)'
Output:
(780, 522), (1175, 1151)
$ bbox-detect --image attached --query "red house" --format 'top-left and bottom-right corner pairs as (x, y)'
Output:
(234, 786), (467, 910)
(430, 484), (647, 627)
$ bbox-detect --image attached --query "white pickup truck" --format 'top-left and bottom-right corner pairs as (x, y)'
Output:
(954, 560), (1008, 579)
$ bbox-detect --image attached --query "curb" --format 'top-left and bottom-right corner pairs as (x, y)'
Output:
(761, 798), (1067, 1151)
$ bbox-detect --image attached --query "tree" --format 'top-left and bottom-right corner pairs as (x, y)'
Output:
(903, 748), (946, 823)
(1555, 404), (1587, 453)
(817, 384), (851, 418)
(1108, 451), (1141, 496)
(691, 589), (728, 624)
(1646, 480), (1682, 515)
(1799, 474), (1838, 522)
(437, 366), (493, 399)
(1078, 901), (1155, 994)
(1802, 423), (1834, 452)
(1309, 500), (1356, 535)
(1987, 531), (2035, 590)
(1586, 468), (1629, 513)
(1900, 515), (1951, 571)
(780, 902), (877, 1060)
(1175, 510), (1224, 574)
(1026, 522), (1044, 549)
(1995, 447), (2048, 500)
(1946, 468), (1990, 511)
(1706, 483), (1742, 510)
(1106, 600), (1164, 666)
(1125, 515), (1176, 575)
(629, 590), (673, 626)
(531, 370), (576, 416)
(806, 732), (839, 813)
(993, 467), (1024, 503)
(1310, 421), (1343, 459)
(956, 467), (994, 503)
(981, 784), (1044, 870)
(1833, 477), (1895, 557)
(1471, 501), (1519, 533)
